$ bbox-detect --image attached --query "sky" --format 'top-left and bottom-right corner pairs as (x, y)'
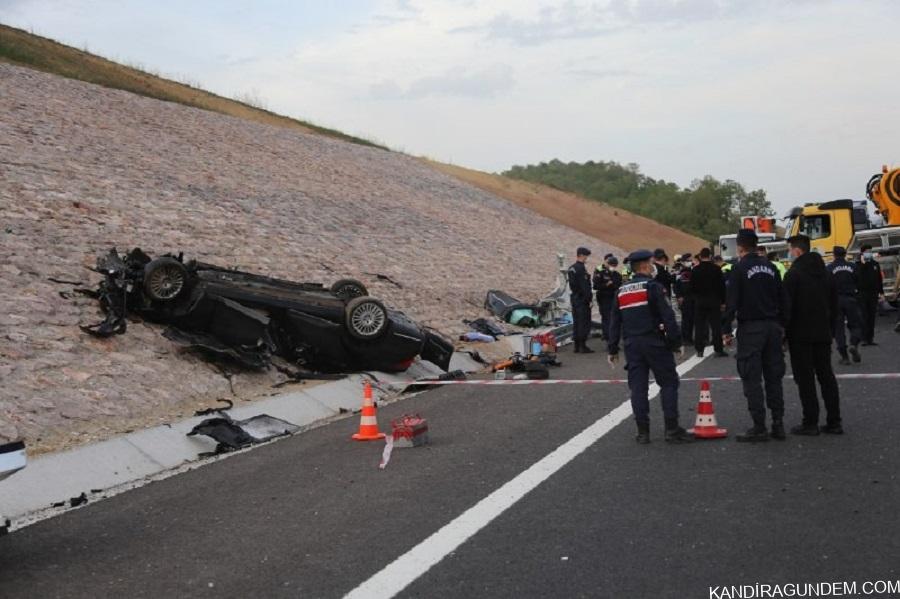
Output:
(2, 0), (898, 214)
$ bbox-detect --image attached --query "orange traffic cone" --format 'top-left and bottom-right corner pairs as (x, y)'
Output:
(688, 380), (728, 439)
(352, 381), (385, 441)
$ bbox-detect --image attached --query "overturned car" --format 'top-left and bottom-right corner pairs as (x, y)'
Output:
(83, 249), (452, 373)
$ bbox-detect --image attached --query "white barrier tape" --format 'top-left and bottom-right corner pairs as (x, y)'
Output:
(394, 373), (900, 387)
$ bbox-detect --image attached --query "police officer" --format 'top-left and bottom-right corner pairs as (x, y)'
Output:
(593, 254), (622, 341)
(827, 246), (863, 365)
(857, 244), (885, 345)
(568, 247), (595, 353)
(652, 248), (673, 298)
(673, 253), (695, 345)
(722, 229), (789, 443)
(607, 249), (693, 444)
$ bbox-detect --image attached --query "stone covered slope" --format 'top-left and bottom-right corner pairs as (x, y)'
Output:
(0, 64), (619, 452)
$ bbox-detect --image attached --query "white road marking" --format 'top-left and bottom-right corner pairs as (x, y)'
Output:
(345, 353), (709, 598)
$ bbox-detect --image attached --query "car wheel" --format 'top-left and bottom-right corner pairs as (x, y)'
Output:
(331, 278), (368, 300)
(143, 257), (188, 302)
(345, 297), (388, 340)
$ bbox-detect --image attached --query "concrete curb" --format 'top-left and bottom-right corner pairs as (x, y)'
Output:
(0, 354), (484, 527)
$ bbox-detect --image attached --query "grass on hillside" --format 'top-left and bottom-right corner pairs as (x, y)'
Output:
(426, 161), (709, 253)
(0, 23), (386, 149)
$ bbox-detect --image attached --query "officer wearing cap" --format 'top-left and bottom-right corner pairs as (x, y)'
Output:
(827, 246), (863, 365)
(593, 253), (622, 342)
(608, 249), (693, 444)
(722, 228), (789, 443)
(568, 247), (595, 353)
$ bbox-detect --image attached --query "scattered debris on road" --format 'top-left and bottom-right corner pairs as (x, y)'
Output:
(188, 413), (300, 455)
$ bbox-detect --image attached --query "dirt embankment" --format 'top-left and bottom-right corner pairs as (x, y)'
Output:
(0, 64), (620, 454)
(427, 162), (708, 254)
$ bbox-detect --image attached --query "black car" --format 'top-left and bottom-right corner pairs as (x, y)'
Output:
(84, 249), (453, 373)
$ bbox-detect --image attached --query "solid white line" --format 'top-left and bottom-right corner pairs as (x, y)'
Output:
(344, 353), (709, 599)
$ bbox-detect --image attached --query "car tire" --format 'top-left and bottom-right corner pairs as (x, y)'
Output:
(331, 278), (368, 300)
(345, 297), (388, 340)
(143, 257), (189, 302)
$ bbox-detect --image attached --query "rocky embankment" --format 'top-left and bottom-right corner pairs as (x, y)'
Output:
(0, 64), (619, 452)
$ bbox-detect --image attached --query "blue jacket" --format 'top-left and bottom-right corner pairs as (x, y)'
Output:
(607, 274), (681, 355)
(567, 261), (592, 305)
(722, 253), (789, 330)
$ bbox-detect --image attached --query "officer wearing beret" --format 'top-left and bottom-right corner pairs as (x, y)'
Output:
(593, 254), (623, 342)
(827, 245), (863, 365)
(568, 247), (595, 353)
(722, 229), (789, 442)
(608, 249), (693, 444)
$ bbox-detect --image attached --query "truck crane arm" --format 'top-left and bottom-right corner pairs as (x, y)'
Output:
(866, 165), (900, 226)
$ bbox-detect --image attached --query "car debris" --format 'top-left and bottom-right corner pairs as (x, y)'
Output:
(0, 440), (26, 483)
(81, 248), (453, 373)
(463, 317), (508, 338)
(188, 413), (300, 455)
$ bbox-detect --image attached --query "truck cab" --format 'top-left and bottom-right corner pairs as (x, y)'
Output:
(784, 200), (870, 259)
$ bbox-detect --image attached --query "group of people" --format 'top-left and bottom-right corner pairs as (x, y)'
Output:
(567, 229), (894, 445)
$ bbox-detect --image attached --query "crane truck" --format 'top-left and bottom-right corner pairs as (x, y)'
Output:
(783, 165), (900, 286)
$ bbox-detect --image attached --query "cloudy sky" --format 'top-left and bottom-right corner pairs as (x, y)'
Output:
(2, 0), (898, 212)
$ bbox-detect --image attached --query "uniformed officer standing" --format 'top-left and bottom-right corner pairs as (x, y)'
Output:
(827, 246), (863, 365)
(722, 229), (789, 443)
(593, 254), (622, 341)
(607, 249), (693, 444)
(673, 253), (695, 345)
(652, 248), (673, 298)
(856, 244), (885, 345)
(568, 247), (595, 353)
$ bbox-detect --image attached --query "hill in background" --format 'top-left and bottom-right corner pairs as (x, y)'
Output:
(427, 161), (707, 252)
(504, 160), (774, 241)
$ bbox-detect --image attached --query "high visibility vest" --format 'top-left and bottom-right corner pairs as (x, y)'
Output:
(773, 261), (787, 279)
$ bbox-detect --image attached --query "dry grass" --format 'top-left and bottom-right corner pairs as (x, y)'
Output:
(0, 24), (385, 148)
(426, 161), (708, 254)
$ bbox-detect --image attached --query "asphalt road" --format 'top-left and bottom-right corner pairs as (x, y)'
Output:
(1, 317), (898, 599)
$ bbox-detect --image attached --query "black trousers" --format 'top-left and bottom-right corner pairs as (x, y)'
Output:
(680, 297), (695, 343)
(788, 341), (841, 426)
(859, 294), (878, 342)
(572, 301), (591, 343)
(834, 295), (863, 353)
(597, 295), (614, 340)
(693, 300), (723, 352)
(625, 336), (679, 424)
(736, 320), (786, 425)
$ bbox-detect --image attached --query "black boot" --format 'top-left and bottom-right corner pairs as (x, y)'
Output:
(736, 424), (769, 443)
(838, 350), (850, 365)
(770, 419), (786, 441)
(790, 423), (820, 436)
(573, 342), (582, 354)
(820, 422), (844, 435)
(664, 419), (695, 444)
(635, 422), (650, 444)
(581, 342), (595, 354)
(849, 344), (861, 363)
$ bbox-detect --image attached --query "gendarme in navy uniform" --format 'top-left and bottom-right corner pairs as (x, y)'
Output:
(568, 247), (595, 353)
(827, 246), (863, 364)
(722, 228), (789, 442)
(607, 249), (693, 444)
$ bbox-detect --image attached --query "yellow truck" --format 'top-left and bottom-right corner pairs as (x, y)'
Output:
(784, 165), (900, 285)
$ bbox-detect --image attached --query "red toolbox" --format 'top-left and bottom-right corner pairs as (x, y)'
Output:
(391, 414), (429, 448)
